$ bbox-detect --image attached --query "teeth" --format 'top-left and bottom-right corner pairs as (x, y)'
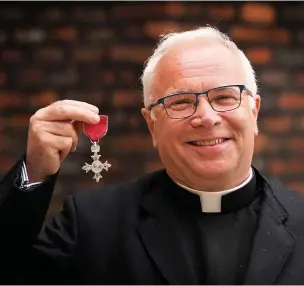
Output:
(192, 138), (225, 146)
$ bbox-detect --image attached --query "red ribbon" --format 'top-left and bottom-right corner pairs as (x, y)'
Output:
(83, 115), (108, 142)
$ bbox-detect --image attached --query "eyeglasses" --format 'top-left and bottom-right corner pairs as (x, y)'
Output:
(148, 85), (253, 120)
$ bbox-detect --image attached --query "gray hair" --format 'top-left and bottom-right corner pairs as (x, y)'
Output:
(140, 26), (258, 108)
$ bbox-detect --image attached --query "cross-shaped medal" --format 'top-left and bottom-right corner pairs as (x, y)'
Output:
(82, 115), (111, 182)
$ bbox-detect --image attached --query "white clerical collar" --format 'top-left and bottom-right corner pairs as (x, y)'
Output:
(174, 168), (253, 213)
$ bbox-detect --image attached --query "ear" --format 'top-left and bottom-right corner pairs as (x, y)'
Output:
(252, 94), (261, 136)
(141, 108), (158, 148)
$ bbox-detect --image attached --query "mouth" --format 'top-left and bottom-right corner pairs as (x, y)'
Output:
(188, 138), (231, 147)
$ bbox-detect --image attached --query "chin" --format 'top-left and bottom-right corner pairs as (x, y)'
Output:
(192, 159), (235, 178)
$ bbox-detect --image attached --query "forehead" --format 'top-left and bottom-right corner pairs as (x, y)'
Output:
(153, 40), (244, 97)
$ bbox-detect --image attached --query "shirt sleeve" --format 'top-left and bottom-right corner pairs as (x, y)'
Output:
(20, 160), (42, 190)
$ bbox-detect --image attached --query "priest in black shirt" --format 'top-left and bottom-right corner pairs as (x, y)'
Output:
(1, 26), (304, 285)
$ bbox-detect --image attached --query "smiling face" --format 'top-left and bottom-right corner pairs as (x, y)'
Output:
(141, 40), (260, 191)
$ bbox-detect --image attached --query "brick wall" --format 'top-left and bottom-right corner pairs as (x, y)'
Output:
(0, 2), (303, 216)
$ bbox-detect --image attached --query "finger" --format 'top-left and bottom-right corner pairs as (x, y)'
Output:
(49, 134), (73, 162)
(37, 120), (79, 152)
(35, 104), (100, 124)
(53, 99), (99, 113)
(59, 137), (74, 161)
(38, 131), (73, 161)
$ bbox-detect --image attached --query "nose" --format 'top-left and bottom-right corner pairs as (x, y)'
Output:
(190, 96), (222, 128)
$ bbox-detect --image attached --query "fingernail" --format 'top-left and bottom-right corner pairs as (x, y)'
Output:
(92, 114), (100, 123)
(71, 146), (77, 152)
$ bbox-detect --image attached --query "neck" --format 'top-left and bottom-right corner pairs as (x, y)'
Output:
(166, 167), (252, 192)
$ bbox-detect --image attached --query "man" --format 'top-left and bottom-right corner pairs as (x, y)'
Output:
(1, 26), (304, 285)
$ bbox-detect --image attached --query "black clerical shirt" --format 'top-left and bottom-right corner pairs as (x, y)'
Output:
(167, 169), (263, 284)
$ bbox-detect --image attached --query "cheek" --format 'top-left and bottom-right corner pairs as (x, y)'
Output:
(223, 112), (256, 141)
(155, 120), (182, 148)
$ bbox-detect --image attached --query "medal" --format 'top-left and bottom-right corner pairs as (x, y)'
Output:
(82, 115), (111, 182)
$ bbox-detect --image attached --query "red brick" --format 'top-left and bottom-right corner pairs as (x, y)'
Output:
(68, 91), (105, 106)
(296, 73), (304, 86)
(110, 134), (152, 151)
(121, 26), (143, 39)
(100, 71), (115, 85)
(262, 116), (292, 133)
(298, 30), (304, 44)
(0, 31), (7, 44)
(186, 4), (205, 16)
(264, 138), (280, 154)
(128, 115), (142, 128)
(0, 156), (16, 173)
(1, 50), (22, 62)
(246, 48), (272, 64)
(165, 3), (186, 16)
(35, 47), (64, 62)
(300, 117), (304, 130)
(145, 160), (163, 173)
(89, 10), (106, 22)
(0, 91), (25, 108)
(275, 49), (304, 67)
(111, 4), (164, 19)
(282, 4), (304, 21)
(288, 182), (304, 193)
(254, 133), (269, 155)
(15, 28), (47, 44)
(52, 26), (78, 42)
(230, 26), (289, 43)
(269, 160), (304, 175)
(209, 6), (235, 20)
(278, 92), (304, 110)
(0, 8), (24, 20)
(255, 137), (280, 154)
(39, 7), (64, 22)
(260, 70), (288, 86)
(268, 159), (285, 175)
(284, 138), (304, 151)
(112, 90), (142, 107)
(30, 90), (58, 108)
(111, 45), (152, 63)
(0, 133), (8, 150)
(120, 70), (135, 84)
(72, 7), (105, 22)
(86, 28), (114, 42)
(73, 48), (103, 62)
(0, 116), (4, 131)
(48, 69), (78, 86)
(0, 72), (7, 86)
(18, 68), (43, 85)
(241, 3), (276, 24)
(289, 161), (304, 173)
(10, 114), (31, 128)
(144, 21), (194, 39)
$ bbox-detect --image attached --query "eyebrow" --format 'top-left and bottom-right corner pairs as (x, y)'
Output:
(168, 88), (197, 95)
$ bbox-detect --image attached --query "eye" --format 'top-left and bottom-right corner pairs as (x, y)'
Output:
(214, 95), (236, 100)
(171, 99), (194, 105)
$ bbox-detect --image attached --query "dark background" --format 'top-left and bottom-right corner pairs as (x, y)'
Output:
(0, 1), (303, 217)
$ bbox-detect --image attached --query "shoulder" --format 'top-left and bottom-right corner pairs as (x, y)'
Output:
(263, 174), (304, 212)
(258, 169), (304, 228)
(276, 186), (304, 222)
(275, 186), (304, 236)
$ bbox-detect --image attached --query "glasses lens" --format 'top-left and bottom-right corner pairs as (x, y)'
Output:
(208, 86), (241, 111)
(164, 93), (196, 119)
